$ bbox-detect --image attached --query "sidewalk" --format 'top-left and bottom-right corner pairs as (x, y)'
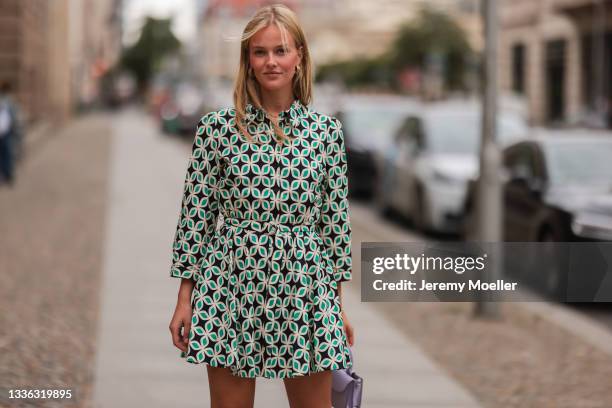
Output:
(91, 108), (482, 408)
(0, 113), (112, 408)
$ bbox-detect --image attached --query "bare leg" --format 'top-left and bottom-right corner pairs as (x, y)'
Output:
(207, 365), (256, 408)
(283, 370), (332, 408)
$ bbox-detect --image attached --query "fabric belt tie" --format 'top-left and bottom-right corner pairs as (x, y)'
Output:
(223, 217), (316, 236)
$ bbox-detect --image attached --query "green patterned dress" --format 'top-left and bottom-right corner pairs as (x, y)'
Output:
(170, 99), (353, 379)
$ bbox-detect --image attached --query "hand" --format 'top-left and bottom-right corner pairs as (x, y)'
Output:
(169, 300), (193, 353)
(341, 310), (355, 347)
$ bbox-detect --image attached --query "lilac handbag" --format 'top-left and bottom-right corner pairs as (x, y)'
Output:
(331, 347), (363, 408)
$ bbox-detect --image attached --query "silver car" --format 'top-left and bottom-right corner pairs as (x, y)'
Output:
(377, 99), (529, 234)
(333, 94), (420, 198)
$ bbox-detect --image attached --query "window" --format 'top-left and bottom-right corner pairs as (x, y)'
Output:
(395, 116), (422, 157)
(512, 43), (526, 94)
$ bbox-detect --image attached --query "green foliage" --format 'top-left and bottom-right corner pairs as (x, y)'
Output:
(120, 17), (182, 90)
(388, 7), (472, 89)
(317, 7), (473, 91)
(316, 55), (393, 89)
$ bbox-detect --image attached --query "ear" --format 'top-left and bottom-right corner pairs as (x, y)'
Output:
(297, 45), (304, 61)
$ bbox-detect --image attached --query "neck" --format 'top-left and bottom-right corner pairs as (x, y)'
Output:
(260, 89), (295, 117)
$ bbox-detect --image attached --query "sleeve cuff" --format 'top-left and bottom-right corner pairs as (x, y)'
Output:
(334, 269), (352, 283)
(170, 262), (200, 281)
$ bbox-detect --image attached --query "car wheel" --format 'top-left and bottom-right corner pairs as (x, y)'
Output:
(539, 228), (568, 301)
(374, 184), (393, 219)
(413, 186), (429, 233)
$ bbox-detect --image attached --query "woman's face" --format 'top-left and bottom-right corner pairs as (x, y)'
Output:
(248, 24), (302, 94)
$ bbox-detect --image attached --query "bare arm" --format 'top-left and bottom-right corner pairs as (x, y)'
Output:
(178, 278), (195, 304)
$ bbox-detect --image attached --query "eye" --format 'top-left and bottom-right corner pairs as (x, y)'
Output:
(253, 49), (265, 56)
(276, 47), (288, 55)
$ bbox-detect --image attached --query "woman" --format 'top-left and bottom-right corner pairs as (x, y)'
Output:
(168, 4), (354, 407)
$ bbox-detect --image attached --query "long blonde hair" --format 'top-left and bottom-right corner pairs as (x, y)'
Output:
(233, 4), (313, 145)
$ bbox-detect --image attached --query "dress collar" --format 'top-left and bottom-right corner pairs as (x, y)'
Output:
(245, 99), (308, 127)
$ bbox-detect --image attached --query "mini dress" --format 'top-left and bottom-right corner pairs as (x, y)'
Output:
(170, 99), (353, 379)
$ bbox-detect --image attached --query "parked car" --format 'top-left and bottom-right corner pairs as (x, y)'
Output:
(377, 99), (529, 234)
(148, 75), (173, 120)
(333, 95), (419, 198)
(462, 129), (612, 298)
(160, 82), (208, 137)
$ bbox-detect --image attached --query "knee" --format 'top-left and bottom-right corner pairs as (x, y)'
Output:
(210, 393), (255, 408)
(291, 395), (331, 408)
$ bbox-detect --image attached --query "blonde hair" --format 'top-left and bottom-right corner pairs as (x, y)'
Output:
(233, 4), (313, 145)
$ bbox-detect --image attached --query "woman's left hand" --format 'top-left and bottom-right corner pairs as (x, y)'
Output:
(341, 310), (355, 346)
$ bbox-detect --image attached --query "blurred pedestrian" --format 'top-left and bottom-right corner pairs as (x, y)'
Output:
(0, 81), (20, 186)
(168, 4), (354, 407)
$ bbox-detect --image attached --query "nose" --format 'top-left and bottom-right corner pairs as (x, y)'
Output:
(265, 52), (278, 67)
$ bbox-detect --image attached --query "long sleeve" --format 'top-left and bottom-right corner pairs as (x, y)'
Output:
(318, 116), (352, 283)
(170, 112), (223, 281)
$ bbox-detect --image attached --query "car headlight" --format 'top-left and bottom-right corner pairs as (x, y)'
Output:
(571, 213), (612, 240)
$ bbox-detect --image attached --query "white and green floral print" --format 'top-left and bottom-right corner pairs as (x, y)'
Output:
(170, 99), (353, 379)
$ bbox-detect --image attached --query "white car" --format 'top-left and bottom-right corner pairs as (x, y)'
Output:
(377, 100), (529, 234)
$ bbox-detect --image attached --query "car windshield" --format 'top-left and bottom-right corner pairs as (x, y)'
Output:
(342, 108), (410, 151)
(546, 141), (612, 186)
(425, 112), (527, 154)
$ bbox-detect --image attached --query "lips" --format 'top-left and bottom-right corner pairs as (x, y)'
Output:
(264, 72), (282, 75)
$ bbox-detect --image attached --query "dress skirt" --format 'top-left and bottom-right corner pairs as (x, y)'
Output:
(181, 217), (352, 379)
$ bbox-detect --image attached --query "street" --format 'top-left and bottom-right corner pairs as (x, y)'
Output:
(3, 108), (612, 408)
(91, 107), (482, 408)
(78, 108), (612, 408)
(4, 1), (612, 406)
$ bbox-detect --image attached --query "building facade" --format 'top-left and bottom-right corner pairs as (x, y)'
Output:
(0, 0), (48, 122)
(0, 0), (122, 125)
(500, 0), (612, 128)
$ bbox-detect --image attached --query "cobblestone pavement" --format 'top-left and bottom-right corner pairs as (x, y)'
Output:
(0, 113), (112, 408)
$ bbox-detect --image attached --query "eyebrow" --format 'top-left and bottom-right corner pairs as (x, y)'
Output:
(251, 44), (289, 49)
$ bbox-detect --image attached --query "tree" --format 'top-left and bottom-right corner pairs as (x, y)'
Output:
(120, 17), (182, 92)
(316, 7), (473, 92)
(388, 7), (473, 91)
(316, 56), (393, 90)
